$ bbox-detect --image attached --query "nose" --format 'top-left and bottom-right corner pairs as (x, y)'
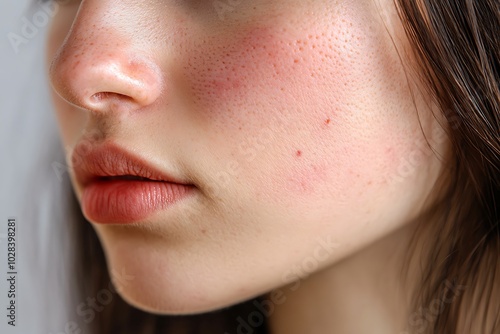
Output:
(49, 4), (163, 114)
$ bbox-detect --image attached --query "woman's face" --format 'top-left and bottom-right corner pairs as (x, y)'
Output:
(47, 0), (448, 313)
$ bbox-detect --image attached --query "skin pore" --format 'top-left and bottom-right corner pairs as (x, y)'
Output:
(46, 0), (451, 333)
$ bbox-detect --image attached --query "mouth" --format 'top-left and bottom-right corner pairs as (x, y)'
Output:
(72, 140), (192, 185)
(72, 142), (195, 224)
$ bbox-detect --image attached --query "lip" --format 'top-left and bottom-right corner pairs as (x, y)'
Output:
(72, 142), (195, 224)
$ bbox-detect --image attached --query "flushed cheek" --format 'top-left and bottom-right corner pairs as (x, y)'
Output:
(179, 22), (358, 120)
(181, 26), (294, 106)
(179, 27), (341, 193)
(178, 14), (408, 201)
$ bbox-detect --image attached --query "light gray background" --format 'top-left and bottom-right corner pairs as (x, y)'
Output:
(1, 1), (88, 333)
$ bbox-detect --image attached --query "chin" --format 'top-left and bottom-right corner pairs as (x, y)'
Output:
(108, 261), (257, 315)
(96, 233), (263, 316)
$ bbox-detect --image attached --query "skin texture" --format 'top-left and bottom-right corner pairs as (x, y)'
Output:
(46, 0), (450, 331)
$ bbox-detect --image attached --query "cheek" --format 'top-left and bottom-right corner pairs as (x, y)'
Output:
(177, 14), (408, 200)
(179, 22), (357, 121)
(181, 26), (295, 108)
(182, 29), (250, 101)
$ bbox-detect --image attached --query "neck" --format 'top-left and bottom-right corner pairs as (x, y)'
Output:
(267, 222), (420, 334)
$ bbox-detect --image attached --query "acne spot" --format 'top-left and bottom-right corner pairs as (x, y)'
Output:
(325, 118), (331, 125)
(296, 150), (302, 157)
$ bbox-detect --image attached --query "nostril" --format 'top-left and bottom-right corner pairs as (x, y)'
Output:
(87, 91), (138, 114)
(90, 92), (132, 103)
(90, 92), (108, 102)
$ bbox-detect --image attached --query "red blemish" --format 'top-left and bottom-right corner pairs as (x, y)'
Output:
(296, 150), (302, 157)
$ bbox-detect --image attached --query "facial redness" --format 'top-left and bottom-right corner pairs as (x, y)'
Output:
(177, 6), (381, 182)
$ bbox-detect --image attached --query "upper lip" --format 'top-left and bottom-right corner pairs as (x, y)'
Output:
(72, 142), (189, 187)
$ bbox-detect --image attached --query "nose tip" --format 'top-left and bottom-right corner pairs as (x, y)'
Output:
(50, 47), (163, 114)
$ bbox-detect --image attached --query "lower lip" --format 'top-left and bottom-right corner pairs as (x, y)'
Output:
(81, 180), (194, 224)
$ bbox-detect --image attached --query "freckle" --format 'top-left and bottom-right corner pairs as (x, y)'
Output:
(325, 118), (331, 125)
(201, 229), (206, 234)
(296, 150), (302, 157)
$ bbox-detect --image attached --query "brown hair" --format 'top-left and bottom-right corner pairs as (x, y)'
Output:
(70, 0), (499, 333)
(395, 0), (499, 332)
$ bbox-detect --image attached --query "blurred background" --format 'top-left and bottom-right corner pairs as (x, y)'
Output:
(0, 1), (85, 333)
